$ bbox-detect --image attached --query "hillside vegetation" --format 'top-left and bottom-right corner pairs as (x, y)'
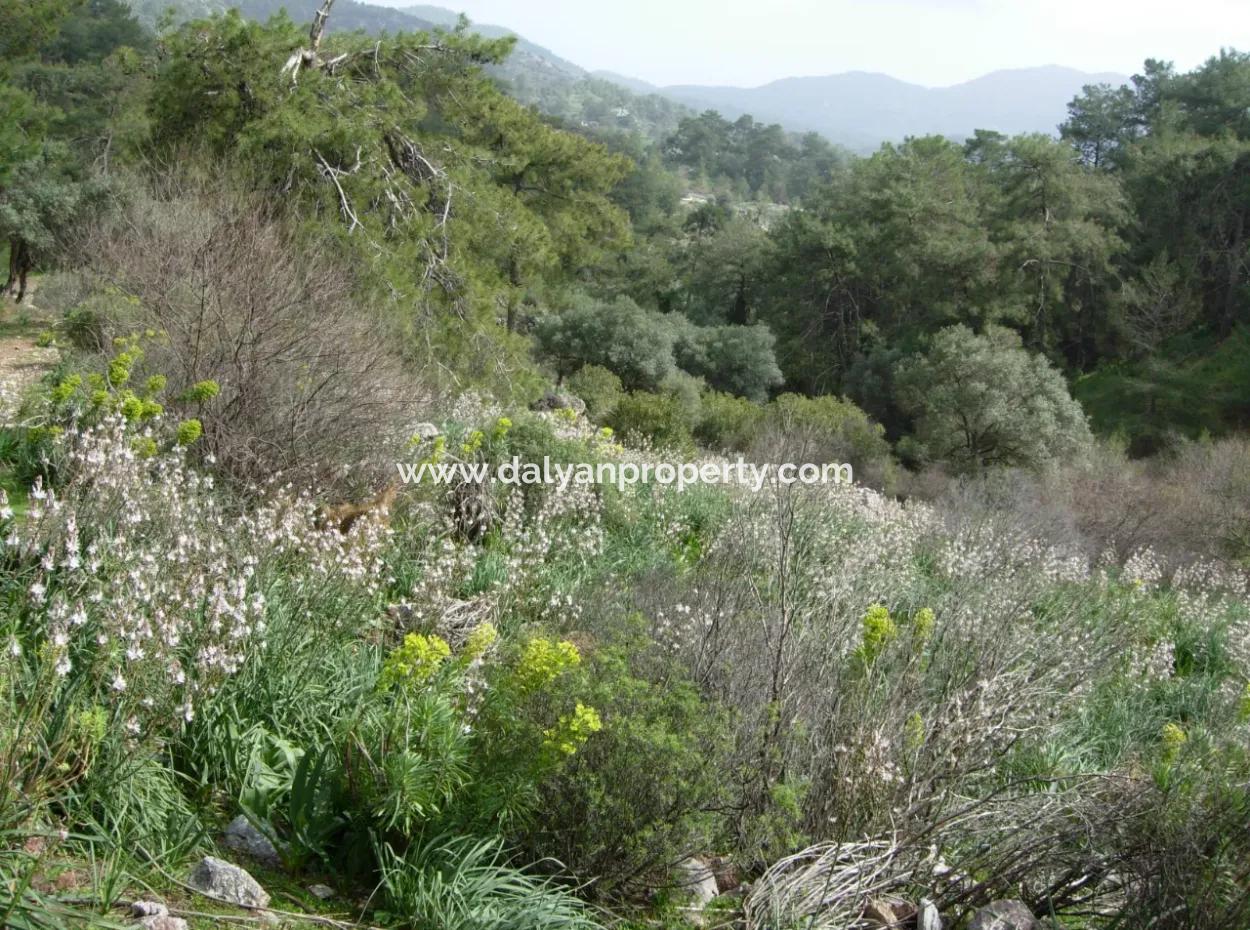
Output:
(2, 2), (1250, 929)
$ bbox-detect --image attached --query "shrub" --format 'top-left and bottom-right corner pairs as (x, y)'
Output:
(606, 392), (694, 453)
(757, 392), (895, 488)
(7, 398), (1250, 927)
(657, 369), (705, 426)
(694, 391), (764, 451)
(62, 291), (128, 353)
(28, 271), (90, 318)
(894, 324), (1092, 472)
(565, 364), (623, 423)
(1163, 435), (1250, 565)
(68, 169), (428, 492)
(375, 834), (602, 930)
(518, 628), (732, 897)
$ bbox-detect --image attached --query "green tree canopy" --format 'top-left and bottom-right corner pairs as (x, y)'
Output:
(673, 320), (782, 401)
(894, 324), (1092, 471)
(534, 294), (677, 390)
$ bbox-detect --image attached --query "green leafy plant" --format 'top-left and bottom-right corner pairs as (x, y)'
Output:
(374, 834), (602, 930)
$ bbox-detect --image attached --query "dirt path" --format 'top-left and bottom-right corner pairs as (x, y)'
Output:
(0, 331), (60, 427)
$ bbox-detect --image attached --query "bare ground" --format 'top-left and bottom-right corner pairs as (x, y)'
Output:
(0, 298), (60, 426)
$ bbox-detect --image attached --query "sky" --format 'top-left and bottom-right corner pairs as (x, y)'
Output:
(369, 0), (1246, 88)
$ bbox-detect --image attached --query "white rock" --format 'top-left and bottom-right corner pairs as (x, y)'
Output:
(968, 900), (1041, 930)
(137, 916), (188, 930)
(187, 856), (270, 908)
(129, 901), (168, 918)
(674, 857), (719, 908)
(919, 898), (942, 930)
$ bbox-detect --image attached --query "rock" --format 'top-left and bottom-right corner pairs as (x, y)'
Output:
(673, 857), (719, 908)
(412, 422), (441, 441)
(863, 898), (916, 927)
(187, 856), (271, 909)
(307, 883), (335, 900)
(919, 898), (942, 930)
(223, 815), (280, 867)
(129, 901), (168, 918)
(968, 900), (1042, 930)
(137, 917), (187, 930)
(531, 391), (586, 416)
(863, 899), (900, 926)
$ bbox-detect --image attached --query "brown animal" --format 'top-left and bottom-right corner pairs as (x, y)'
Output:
(318, 480), (400, 534)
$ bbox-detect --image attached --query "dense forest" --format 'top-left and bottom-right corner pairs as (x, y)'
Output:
(2, 1), (1250, 929)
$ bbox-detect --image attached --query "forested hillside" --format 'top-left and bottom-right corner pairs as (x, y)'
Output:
(126, 0), (696, 143)
(3, 1), (1250, 929)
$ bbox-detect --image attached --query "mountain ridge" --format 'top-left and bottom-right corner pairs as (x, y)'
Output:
(657, 64), (1129, 151)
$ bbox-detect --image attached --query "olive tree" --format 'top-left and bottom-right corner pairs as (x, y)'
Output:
(673, 320), (783, 402)
(895, 324), (1092, 471)
(534, 294), (676, 390)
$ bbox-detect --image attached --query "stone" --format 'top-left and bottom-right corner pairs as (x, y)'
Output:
(223, 815), (281, 867)
(863, 899), (901, 926)
(968, 900), (1042, 930)
(137, 917), (187, 930)
(919, 898), (942, 930)
(187, 856), (270, 909)
(129, 901), (168, 918)
(307, 883), (335, 900)
(863, 898), (917, 927)
(673, 857), (719, 908)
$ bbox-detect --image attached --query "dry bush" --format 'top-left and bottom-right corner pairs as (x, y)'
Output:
(636, 480), (1112, 851)
(900, 443), (1152, 563)
(909, 435), (1250, 572)
(1153, 436), (1250, 565)
(67, 168), (430, 494)
(637, 474), (1250, 925)
(746, 422), (897, 494)
(744, 773), (1246, 930)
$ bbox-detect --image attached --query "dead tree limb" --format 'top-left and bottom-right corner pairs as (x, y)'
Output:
(281, 0), (337, 81)
(315, 148), (363, 233)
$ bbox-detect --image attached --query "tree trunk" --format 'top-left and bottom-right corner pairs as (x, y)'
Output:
(1223, 208), (1245, 337)
(3, 239), (16, 297)
(506, 255), (522, 333)
(3, 238), (29, 303)
(730, 275), (750, 325)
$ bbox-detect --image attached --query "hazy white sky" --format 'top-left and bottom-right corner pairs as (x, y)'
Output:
(369, 0), (1245, 87)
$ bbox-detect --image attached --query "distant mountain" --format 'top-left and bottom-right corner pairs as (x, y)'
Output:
(398, 7), (693, 140)
(659, 66), (1129, 151)
(402, 4), (587, 79)
(127, 0), (438, 33)
(591, 71), (660, 95)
